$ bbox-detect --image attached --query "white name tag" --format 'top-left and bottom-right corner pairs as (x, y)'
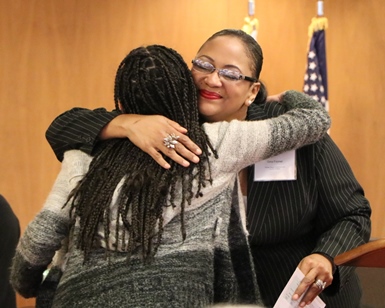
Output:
(253, 150), (296, 181)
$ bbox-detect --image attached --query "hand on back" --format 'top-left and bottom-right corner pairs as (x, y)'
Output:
(100, 114), (202, 169)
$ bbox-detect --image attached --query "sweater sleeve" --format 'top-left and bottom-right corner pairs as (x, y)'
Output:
(45, 107), (120, 162)
(10, 151), (90, 298)
(204, 90), (331, 172)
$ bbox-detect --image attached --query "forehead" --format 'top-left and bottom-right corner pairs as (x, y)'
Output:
(196, 36), (251, 70)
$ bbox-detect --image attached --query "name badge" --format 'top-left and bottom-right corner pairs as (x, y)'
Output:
(253, 150), (296, 181)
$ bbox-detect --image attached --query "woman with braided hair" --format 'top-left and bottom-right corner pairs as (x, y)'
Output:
(11, 44), (330, 307)
(63, 45), (216, 264)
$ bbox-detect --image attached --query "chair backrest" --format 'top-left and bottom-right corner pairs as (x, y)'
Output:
(334, 238), (385, 268)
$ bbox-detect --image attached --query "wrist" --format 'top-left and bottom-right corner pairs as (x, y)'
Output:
(99, 114), (139, 140)
(314, 251), (337, 274)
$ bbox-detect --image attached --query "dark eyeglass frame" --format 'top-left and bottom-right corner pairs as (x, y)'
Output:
(191, 59), (257, 82)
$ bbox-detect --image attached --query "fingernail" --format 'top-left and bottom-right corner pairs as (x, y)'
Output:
(195, 148), (202, 155)
(299, 302), (306, 307)
(192, 156), (200, 163)
(164, 163), (171, 169)
(292, 294), (299, 300)
(182, 160), (190, 167)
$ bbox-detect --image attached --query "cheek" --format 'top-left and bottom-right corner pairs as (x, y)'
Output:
(226, 87), (247, 105)
(191, 71), (201, 86)
(241, 84), (256, 101)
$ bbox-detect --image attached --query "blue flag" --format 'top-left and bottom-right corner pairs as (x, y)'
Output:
(303, 29), (328, 110)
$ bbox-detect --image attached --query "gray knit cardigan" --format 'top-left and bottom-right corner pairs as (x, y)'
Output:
(11, 91), (330, 307)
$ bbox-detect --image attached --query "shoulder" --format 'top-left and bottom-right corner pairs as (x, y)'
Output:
(203, 120), (269, 146)
(0, 195), (17, 224)
(62, 150), (92, 180)
(63, 149), (92, 160)
(0, 194), (10, 208)
(247, 101), (286, 121)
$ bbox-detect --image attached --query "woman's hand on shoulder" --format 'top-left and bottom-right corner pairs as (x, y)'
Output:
(266, 92), (285, 103)
(100, 114), (202, 169)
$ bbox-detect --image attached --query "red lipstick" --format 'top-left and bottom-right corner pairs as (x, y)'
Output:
(199, 89), (222, 100)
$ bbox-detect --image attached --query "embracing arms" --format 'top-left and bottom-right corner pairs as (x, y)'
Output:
(202, 90), (330, 171)
(46, 108), (201, 167)
(46, 91), (329, 168)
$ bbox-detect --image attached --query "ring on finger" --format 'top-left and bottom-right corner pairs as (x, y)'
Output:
(314, 279), (326, 290)
(163, 133), (180, 149)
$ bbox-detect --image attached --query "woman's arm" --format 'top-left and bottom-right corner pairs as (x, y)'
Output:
(294, 134), (371, 304)
(204, 90), (331, 171)
(10, 152), (81, 298)
(46, 107), (119, 162)
(46, 108), (202, 168)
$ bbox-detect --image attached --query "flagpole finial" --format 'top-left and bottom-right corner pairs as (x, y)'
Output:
(248, 0), (255, 16)
(317, 1), (324, 17)
(242, 0), (259, 40)
(308, 1), (328, 38)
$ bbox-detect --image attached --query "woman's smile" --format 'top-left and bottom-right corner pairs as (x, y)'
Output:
(199, 89), (222, 100)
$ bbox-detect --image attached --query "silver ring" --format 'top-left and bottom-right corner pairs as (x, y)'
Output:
(314, 279), (326, 290)
(163, 133), (180, 149)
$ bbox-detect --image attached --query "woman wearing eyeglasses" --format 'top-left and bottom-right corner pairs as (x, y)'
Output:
(191, 34), (262, 123)
(45, 29), (370, 308)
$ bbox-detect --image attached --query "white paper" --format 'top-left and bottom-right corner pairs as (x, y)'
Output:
(253, 150), (296, 181)
(273, 267), (325, 308)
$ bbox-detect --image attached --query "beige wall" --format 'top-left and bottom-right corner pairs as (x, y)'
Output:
(1, 1), (384, 306)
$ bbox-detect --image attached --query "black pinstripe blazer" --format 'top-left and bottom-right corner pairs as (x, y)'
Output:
(246, 102), (371, 307)
(45, 104), (371, 307)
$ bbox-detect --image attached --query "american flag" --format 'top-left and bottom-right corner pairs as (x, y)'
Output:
(303, 29), (328, 110)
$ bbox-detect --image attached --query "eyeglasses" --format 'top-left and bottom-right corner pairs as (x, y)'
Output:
(191, 59), (257, 82)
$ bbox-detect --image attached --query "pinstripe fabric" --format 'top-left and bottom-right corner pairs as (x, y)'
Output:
(246, 102), (371, 308)
(45, 107), (120, 162)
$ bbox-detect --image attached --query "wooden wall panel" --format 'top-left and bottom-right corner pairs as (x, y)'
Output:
(1, 1), (384, 306)
(326, 0), (385, 241)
